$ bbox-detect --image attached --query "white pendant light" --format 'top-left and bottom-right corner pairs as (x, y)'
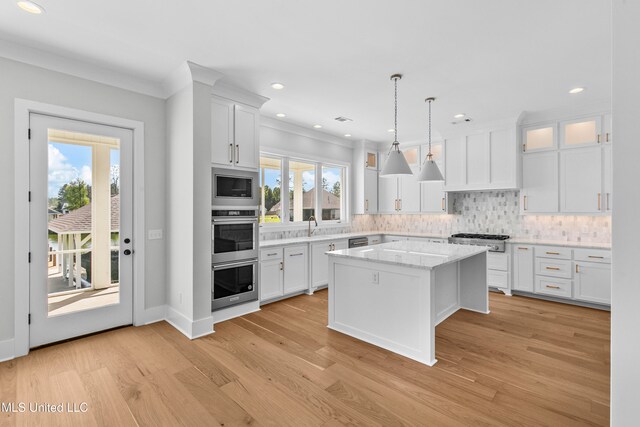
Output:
(380, 74), (413, 177)
(418, 97), (444, 181)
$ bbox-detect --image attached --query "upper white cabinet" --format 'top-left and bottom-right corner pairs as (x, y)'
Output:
(420, 142), (452, 213)
(378, 146), (421, 213)
(521, 111), (612, 215)
(522, 124), (556, 153)
(211, 97), (259, 170)
(443, 127), (518, 191)
(560, 116), (602, 147)
(353, 142), (379, 214)
(521, 151), (558, 213)
(560, 147), (603, 213)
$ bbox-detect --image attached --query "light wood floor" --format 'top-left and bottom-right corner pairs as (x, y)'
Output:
(0, 291), (610, 426)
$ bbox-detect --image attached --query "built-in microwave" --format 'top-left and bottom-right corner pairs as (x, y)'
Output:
(212, 167), (259, 207)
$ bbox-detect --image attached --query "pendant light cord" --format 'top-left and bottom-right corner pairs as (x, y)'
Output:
(394, 76), (398, 145)
(428, 98), (432, 158)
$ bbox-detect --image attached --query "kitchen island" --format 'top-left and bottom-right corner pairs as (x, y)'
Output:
(327, 241), (489, 366)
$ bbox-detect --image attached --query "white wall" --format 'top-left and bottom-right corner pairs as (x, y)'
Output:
(0, 57), (167, 343)
(611, 0), (640, 424)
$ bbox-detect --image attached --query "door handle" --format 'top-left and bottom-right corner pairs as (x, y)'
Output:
(123, 249), (132, 256)
(229, 143), (233, 163)
(236, 145), (240, 163)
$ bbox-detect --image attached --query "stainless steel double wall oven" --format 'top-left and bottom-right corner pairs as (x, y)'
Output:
(211, 168), (260, 311)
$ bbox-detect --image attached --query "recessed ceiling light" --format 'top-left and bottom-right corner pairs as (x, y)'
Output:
(313, 124), (322, 129)
(454, 113), (466, 119)
(387, 129), (395, 133)
(569, 87), (585, 94)
(270, 82), (284, 90)
(344, 134), (352, 137)
(276, 113), (286, 118)
(17, 0), (45, 14)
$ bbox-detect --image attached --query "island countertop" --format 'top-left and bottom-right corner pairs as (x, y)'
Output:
(327, 241), (488, 270)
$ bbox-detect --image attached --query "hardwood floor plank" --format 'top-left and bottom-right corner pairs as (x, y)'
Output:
(80, 367), (138, 427)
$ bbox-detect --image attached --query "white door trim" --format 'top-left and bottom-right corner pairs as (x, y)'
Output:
(13, 99), (146, 358)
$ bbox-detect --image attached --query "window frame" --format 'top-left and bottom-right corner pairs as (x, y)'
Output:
(258, 151), (350, 230)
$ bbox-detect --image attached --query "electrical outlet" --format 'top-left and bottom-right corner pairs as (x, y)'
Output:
(148, 229), (163, 240)
(372, 272), (379, 284)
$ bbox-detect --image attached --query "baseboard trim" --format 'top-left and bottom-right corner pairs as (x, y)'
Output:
(212, 301), (260, 324)
(165, 306), (194, 338)
(0, 339), (15, 363)
(192, 316), (214, 339)
(141, 305), (168, 325)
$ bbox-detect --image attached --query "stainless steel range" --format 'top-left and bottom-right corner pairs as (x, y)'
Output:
(448, 233), (510, 252)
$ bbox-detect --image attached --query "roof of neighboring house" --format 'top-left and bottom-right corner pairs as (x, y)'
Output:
(268, 188), (340, 213)
(48, 195), (119, 234)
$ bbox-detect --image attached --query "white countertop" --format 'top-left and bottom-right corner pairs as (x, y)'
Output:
(507, 238), (611, 250)
(327, 241), (488, 270)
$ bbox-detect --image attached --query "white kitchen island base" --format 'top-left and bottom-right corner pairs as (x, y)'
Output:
(327, 242), (489, 366)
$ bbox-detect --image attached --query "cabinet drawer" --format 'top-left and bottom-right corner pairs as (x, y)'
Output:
(574, 249), (611, 264)
(536, 246), (572, 260)
(488, 270), (509, 289)
(260, 248), (283, 261)
(487, 253), (509, 271)
(367, 235), (382, 245)
(535, 276), (572, 298)
(535, 258), (572, 278)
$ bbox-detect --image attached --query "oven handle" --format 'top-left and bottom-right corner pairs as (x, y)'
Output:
(213, 259), (257, 270)
(212, 218), (258, 223)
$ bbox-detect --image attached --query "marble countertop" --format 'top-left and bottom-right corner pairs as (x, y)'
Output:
(507, 238), (611, 250)
(260, 231), (611, 250)
(327, 241), (488, 270)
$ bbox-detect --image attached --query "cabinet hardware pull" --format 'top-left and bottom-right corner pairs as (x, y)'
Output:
(576, 264), (579, 273)
(290, 253), (304, 257)
(545, 266), (560, 270)
(518, 247), (528, 250)
(522, 143), (526, 152)
(399, 199), (402, 210)
(365, 199), (369, 211)
(588, 255), (604, 259)
(546, 251), (560, 255)
(597, 134), (601, 144)
(546, 285), (561, 289)
(441, 197), (445, 211)
(605, 133), (610, 143)
(266, 253), (277, 256)
(279, 261), (283, 271)
(229, 143), (233, 163)
(236, 145), (240, 163)
(523, 195), (528, 210)
(597, 193), (601, 210)
(332, 244), (336, 250)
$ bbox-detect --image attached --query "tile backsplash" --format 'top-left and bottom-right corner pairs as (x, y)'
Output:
(351, 191), (611, 243)
(261, 191), (611, 243)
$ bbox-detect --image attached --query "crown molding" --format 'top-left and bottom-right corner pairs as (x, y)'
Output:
(0, 38), (165, 98)
(212, 80), (269, 109)
(162, 61), (225, 98)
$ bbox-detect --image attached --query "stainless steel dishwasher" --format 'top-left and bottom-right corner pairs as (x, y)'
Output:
(348, 237), (369, 248)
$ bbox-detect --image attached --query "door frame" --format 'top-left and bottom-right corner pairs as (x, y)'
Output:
(13, 99), (146, 358)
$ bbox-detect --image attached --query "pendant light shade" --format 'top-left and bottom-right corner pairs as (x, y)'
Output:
(380, 74), (413, 178)
(418, 97), (444, 182)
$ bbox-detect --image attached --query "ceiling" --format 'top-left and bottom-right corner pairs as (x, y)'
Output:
(0, 0), (611, 143)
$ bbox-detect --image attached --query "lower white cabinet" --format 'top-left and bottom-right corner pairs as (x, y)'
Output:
(487, 252), (510, 294)
(512, 245), (534, 292)
(310, 239), (348, 289)
(367, 235), (382, 245)
(574, 261), (611, 304)
(259, 244), (308, 302)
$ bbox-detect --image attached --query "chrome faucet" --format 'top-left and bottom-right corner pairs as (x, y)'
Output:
(308, 216), (318, 237)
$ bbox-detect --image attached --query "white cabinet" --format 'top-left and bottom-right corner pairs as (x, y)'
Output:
(560, 116), (602, 147)
(521, 151), (559, 213)
(522, 123), (556, 153)
(283, 246), (308, 294)
(378, 146), (421, 213)
(512, 245), (534, 292)
(363, 169), (378, 214)
(378, 176), (398, 213)
(259, 245), (308, 302)
(487, 252), (510, 295)
(574, 261), (611, 305)
(603, 113), (612, 144)
(443, 127), (518, 191)
(367, 235), (382, 245)
(560, 147), (602, 213)
(259, 249), (283, 301)
(603, 145), (612, 212)
(211, 98), (259, 170)
(310, 239), (348, 289)
(420, 142), (452, 214)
